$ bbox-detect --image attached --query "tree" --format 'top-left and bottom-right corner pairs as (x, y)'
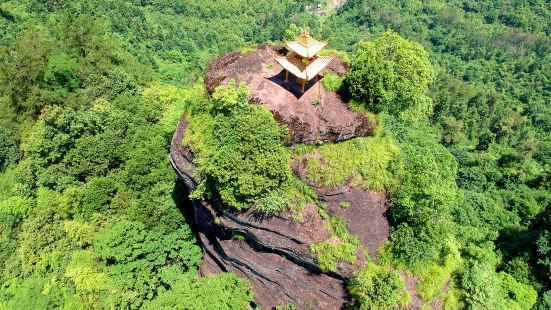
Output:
(192, 84), (292, 211)
(144, 272), (254, 310)
(43, 53), (79, 99)
(0, 126), (19, 170)
(344, 30), (435, 119)
(93, 220), (202, 308)
(284, 24), (301, 40)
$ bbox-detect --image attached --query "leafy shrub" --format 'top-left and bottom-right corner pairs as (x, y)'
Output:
(145, 272), (254, 310)
(321, 73), (344, 92)
(536, 230), (551, 278)
(63, 220), (96, 247)
(344, 30), (435, 119)
(498, 272), (537, 310)
(347, 263), (409, 310)
(0, 126), (19, 170)
(191, 84), (292, 211)
(534, 291), (551, 310)
(415, 240), (461, 302)
(93, 220), (202, 308)
(43, 53), (79, 98)
(65, 250), (111, 293)
(211, 80), (249, 114)
(459, 262), (503, 309)
(386, 117), (459, 268)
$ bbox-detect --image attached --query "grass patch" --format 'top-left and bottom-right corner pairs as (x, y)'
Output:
(339, 201), (351, 208)
(232, 231), (247, 242)
(310, 98), (320, 106)
(294, 131), (398, 191)
(442, 286), (464, 310)
(240, 45), (258, 55)
(310, 206), (364, 272)
(319, 49), (350, 65)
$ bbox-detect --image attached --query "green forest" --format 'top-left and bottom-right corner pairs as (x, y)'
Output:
(0, 0), (549, 309)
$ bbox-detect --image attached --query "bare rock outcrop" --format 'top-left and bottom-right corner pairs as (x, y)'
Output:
(205, 45), (376, 145)
(170, 117), (349, 309)
(168, 46), (392, 309)
(170, 115), (392, 309)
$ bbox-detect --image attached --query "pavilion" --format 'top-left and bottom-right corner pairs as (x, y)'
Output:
(274, 31), (335, 93)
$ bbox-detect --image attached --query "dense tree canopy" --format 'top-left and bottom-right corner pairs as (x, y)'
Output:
(325, 1), (549, 308)
(190, 83), (292, 211)
(344, 30), (435, 119)
(0, 0), (549, 308)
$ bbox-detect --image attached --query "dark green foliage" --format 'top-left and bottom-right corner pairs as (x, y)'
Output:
(383, 117), (459, 268)
(0, 0), (549, 308)
(344, 31), (435, 119)
(145, 272), (254, 310)
(459, 262), (504, 309)
(43, 53), (79, 99)
(0, 126), (19, 170)
(192, 83), (291, 211)
(93, 220), (202, 308)
(325, 0), (549, 305)
(534, 291), (551, 310)
(348, 263), (409, 310)
(0, 0), (320, 306)
(459, 263), (538, 310)
(94, 220), (201, 268)
(537, 230), (551, 281)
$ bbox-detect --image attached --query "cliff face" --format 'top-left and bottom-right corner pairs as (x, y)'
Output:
(169, 46), (391, 309)
(170, 118), (348, 309)
(170, 116), (391, 309)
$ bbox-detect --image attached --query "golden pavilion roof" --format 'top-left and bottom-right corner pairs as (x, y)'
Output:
(285, 31), (328, 59)
(274, 53), (335, 81)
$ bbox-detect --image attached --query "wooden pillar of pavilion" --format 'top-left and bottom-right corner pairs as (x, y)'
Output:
(285, 70), (289, 82)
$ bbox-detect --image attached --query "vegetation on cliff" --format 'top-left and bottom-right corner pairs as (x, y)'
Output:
(187, 82), (293, 212)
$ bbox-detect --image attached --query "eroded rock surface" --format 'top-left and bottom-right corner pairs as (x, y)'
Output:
(168, 46), (393, 309)
(292, 155), (391, 260)
(171, 113), (395, 308)
(205, 45), (376, 145)
(170, 117), (348, 309)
